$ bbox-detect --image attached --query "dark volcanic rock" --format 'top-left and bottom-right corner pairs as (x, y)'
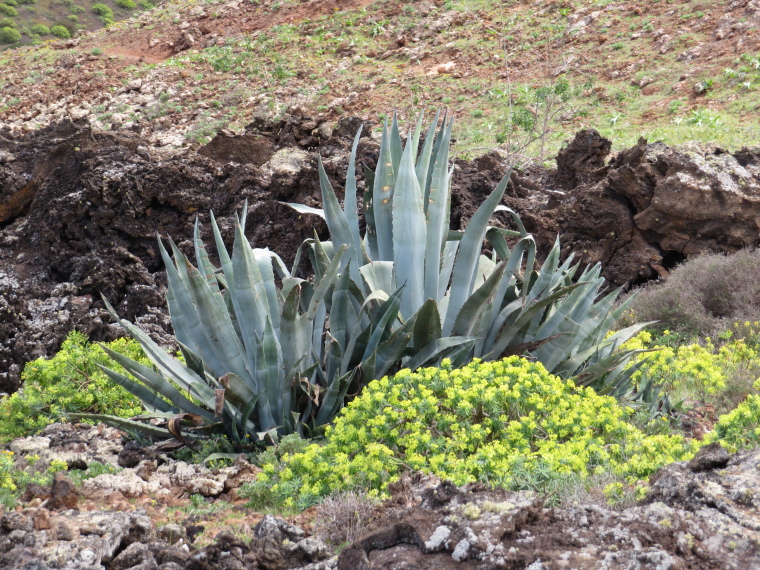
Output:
(47, 472), (79, 510)
(687, 441), (730, 472)
(555, 127), (611, 188)
(526, 131), (760, 287)
(0, 117), (342, 392)
(118, 440), (158, 469)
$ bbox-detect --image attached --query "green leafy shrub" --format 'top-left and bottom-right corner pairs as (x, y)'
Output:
(30, 23), (48, 34)
(623, 250), (760, 337)
(0, 17), (14, 27)
(90, 2), (112, 17)
(706, 379), (760, 451)
(18, 0), (37, 3)
(115, 0), (135, 8)
(138, 0), (153, 8)
(0, 331), (145, 443)
(0, 25), (20, 42)
(50, 24), (70, 38)
(243, 358), (698, 510)
(0, 4), (17, 17)
(2, 0), (15, 6)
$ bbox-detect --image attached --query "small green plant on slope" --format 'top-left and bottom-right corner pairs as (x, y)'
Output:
(0, 331), (145, 443)
(0, 4), (18, 17)
(0, 26), (20, 44)
(90, 2), (112, 17)
(50, 25), (70, 39)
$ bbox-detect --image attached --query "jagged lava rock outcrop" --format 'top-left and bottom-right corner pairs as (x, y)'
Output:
(525, 130), (760, 287)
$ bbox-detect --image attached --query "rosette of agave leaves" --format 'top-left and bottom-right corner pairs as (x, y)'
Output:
(72, 112), (656, 448)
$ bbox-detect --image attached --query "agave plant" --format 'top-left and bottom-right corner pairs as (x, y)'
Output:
(284, 112), (648, 392)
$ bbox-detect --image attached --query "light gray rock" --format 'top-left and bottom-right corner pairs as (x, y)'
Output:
(0, 511), (153, 570)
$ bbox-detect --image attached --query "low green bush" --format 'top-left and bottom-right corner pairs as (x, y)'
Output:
(0, 17), (14, 27)
(30, 23), (48, 35)
(243, 357), (698, 510)
(0, 331), (145, 443)
(90, 2), (112, 17)
(2, 0), (15, 6)
(0, 4), (18, 17)
(115, 0), (135, 8)
(0, 25), (20, 43)
(50, 24), (69, 38)
(623, 250), (760, 337)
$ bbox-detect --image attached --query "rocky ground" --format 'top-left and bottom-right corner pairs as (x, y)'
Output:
(0, 423), (758, 569)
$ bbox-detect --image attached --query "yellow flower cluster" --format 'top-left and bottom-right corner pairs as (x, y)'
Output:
(622, 330), (760, 396)
(246, 358), (697, 509)
(0, 451), (16, 492)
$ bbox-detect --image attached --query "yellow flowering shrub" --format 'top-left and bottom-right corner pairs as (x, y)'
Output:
(0, 451), (120, 508)
(719, 320), (760, 351)
(705, 379), (760, 452)
(623, 331), (727, 395)
(621, 330), (760, 400)
(244, 358), (698, 510)
(0, 451), (16, 492)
